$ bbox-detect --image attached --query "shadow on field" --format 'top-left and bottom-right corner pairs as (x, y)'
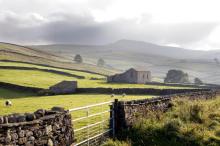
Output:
(0, 87), (36, 99)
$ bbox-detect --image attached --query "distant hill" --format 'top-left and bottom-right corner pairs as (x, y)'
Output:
(0, 42), (114, 75)
(31, 40), (220, 84)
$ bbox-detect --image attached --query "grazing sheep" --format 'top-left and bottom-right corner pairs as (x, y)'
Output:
(122, 93), (126, 97)
(5, 100), (12, 106)
(110, 94), (115, 98)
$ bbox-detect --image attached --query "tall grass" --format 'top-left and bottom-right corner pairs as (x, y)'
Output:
(103, 97), (220, 146)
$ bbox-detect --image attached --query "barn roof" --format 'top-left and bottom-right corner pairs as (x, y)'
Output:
(127, 68), (150, 72)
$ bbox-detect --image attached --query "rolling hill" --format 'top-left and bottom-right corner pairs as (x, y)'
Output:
(31, 40), (220, 84)
(0, 42), (115, 75)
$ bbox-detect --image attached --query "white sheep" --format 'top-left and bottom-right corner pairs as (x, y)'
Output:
(5, 100), (12, 107)
(110, 94), (115, 98)
(122, 93), (126, 97)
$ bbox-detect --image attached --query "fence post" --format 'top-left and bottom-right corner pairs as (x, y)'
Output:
(112, 102), (115, 138)
(113, 99), (118, 137)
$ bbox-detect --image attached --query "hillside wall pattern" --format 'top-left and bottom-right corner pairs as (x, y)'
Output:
(0, 107), (74, 146)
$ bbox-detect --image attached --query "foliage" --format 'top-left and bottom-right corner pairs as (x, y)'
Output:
(194, 77), (203, 85)
(97, 58), (105, 67)
(164, 69), (190, 83)
(74, 54), (83, 63)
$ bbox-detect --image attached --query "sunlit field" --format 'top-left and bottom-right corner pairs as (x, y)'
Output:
(0, 61), (192, 89)
(0, 91), (154, 115)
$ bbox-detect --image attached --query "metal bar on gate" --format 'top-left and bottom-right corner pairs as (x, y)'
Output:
(74, 119), (109, 132)
(87, 107), (90, 146)
(69, 101), (115, 146)
(75, 129), (112, 146)
(72, 110), (112, 122)
(69, 101), (113, 112)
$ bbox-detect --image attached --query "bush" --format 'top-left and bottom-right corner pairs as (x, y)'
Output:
(74, 54), (83, 63)
(164, 69), (190, 83)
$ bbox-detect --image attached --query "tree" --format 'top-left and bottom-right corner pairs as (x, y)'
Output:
(74, 54), (83, 63)
(214, 58), (219, 65)
(97, 58), (105, 67)
(194, 77), (203, 85)
(164, 69), (190, 83)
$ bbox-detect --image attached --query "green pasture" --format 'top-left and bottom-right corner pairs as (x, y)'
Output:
(0, 89), (153, 133)
(0, 89), (154, 115)
(0, 68), (191, 89)
(0, 61), (104, 79)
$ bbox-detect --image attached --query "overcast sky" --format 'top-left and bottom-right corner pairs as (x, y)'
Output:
(0, 0), (220, 50)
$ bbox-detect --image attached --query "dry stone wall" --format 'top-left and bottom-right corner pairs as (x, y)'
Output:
(113, 90), (217, 133)
(0, 107), (74, 146)
(77, 88), (211, 95)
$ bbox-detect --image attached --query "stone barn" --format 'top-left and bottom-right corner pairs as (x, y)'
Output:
(107, 68), (151, 84)
(49, 80), (77, 94)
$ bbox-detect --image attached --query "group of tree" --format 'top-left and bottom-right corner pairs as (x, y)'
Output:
(74, 54), (83, 63)
(164, 69), (203, 85)
(164, 69), (190, 83)
(73, 54), (105, 67)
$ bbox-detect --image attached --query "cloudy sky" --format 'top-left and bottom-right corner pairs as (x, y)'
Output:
(0, 0), (220, 50)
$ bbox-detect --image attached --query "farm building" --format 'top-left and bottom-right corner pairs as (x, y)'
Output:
(107, 68), (151, 84)
(49, 80), (77, 94)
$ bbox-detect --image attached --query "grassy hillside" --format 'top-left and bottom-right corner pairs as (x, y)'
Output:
(0, 61), (192, 89)
(31, 40), (220, 84)
(0, 42), (115, 76)
(103, 97), (220, 146)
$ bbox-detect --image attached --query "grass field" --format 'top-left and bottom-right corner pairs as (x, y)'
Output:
(0, 68), (192, 89)
(0, 90), (154, 115)
(0, 60), (195, 143)
(0, 88), (155, 144)
(0, 61), (104, 79)
(0, 61), (193, 89)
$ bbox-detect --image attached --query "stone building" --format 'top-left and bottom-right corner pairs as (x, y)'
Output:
(49, 80), (77, 94)
(107, 68), (151, 84)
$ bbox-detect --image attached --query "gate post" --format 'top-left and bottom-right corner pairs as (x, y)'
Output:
(110, 99), (118, 138)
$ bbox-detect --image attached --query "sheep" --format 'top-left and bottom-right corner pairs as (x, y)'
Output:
(110, 94), (115, 98)
(122, 93), (126, 97)
(5, 100), (12, 107)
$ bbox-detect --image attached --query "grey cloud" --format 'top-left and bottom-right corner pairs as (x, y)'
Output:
(0, 11), (218, 46)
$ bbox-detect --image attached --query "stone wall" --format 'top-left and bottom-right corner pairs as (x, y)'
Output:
(0, 107), (74, 146)
(77, 88), (210, 95)
(0, 81), (43, 93)
(113, 90), (217, 133)
(0, 60), (107, 77)
(145, 82), (220, 89)
(0, 66), (85, 79)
